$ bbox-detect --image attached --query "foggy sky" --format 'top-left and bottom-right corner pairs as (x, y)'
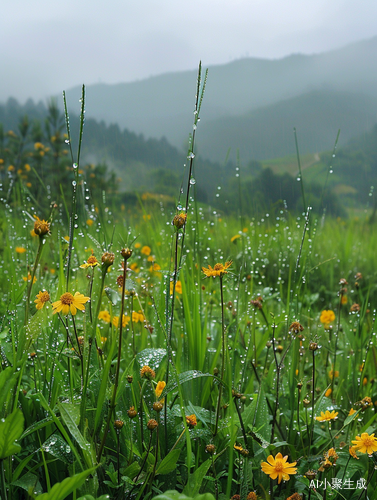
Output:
(2, 0), (377, 102)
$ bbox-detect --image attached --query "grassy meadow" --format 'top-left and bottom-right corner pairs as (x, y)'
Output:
(0, 76), (377, 500)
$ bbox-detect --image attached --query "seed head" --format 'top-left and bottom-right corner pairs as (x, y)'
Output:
(114, 420), (124, 430)
(205, 444), (216, 455)
(121, 247), (133, 260)
(173, 212), (187, 229)
(127, 406), (137, 419)
(102, 252), (115, 267)
(153, 401), (164, 412)
(147, 419), (158, 431)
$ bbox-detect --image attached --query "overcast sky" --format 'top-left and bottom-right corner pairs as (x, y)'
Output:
(1, 0), (377, 102)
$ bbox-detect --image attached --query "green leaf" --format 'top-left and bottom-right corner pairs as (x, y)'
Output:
(0, 409), (24, 459)
(182, 459), (212, 497)
(0, 366), (19, 412)
(160, 371), (217, 400)
(57, 402), (89, 451)
(35, 468), (96, 500)
(152, 491), (216, 500)
(11, 471), (43, 495)
(41, 434), (74, 464)
(156, 449), (181, 475)
(136, 348), (167, 371)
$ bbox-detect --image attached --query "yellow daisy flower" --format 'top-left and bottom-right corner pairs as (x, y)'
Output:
(315, 410), (338, 422)
(202, 260), (232, 278)
(352, 433), (377, 454)
(52, 292), (89, 316)
(261, 452), (297, 484)
(34, 291), (50, 310)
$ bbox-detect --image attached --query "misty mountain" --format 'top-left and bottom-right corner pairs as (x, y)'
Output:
(197, 90), (377, 162)
(60, 37), (377, 162)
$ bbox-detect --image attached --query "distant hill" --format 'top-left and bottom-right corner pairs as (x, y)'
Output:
(0, 98), (227, 202)
(60, 37), (377, 162)
(198, 90), (377, 162)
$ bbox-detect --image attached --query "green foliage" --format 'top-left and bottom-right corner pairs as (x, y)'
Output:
(152, 491), (215, 500)
(0, 409), (24, 459)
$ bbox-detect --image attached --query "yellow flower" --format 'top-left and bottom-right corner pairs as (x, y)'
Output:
(173, 212), (187, 229)
(112, 314), (130, 328)
(98, 310), (111, 323)
(141, 245), (151, 255)
(325, 388), (332, 398)
(149, 263), (161, 273)
(130, 262), (140, 273)
(349, 446), (359, 459)
(33, 216), (50, 237)
(230, 234), (241, 243)
(315, 410), (338, 422)
(15, 247), (26, 254)
(348, 408), (357, 416)
(86, 219), (94, 226)
(34, 291), (50, 310)
(234, 444), (244, 453)
(23, 274), (37, 284)
(352, 433), (377, 454)
(170, 280), (182, 295)
(186, 414), (197, 427)
(140, 365), (155, 380)
(328, 368), (339, 379)
(261, 452), (297, 484)
(320, 310), (335, 327)
(52, 292), (89, 316)
(132, 311), (144, 323)
(202, 260), (232, 278)
(155, 381), (166, 398)
(80, 253), (99, 269)
(135, 243), (141, 249)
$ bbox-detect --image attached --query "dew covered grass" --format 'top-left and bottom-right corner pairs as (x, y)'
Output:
(0, 77), (377, 500)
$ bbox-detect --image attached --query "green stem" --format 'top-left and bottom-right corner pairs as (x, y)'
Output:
(24, 237), (44, 324)
(0, 459), (7, 500)
(97, 252), (129, 462)
(214, 275), (225, 436)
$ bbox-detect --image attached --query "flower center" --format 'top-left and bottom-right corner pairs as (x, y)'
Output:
(60, 292), (74, 305)
(87, 256), (97, 264)
(364, 437), (373, 446)
(214, 264), (223, 271)
(274, 461), (284, 472)
(39, 292), (50, 303)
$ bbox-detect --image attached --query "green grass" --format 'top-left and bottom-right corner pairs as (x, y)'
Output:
(0, 78), (377, 500)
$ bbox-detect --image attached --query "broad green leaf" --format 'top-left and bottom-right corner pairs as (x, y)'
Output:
(182, 459), (212, 497)
(41, 434), (74, 464)
(0, 366), (18, 412)
(136, 348), (167, 371)
(35, 468), (96, 500)
(156, 449), (181, 475)
(11, 472), (43, 496)
(0, 409), (24, 459)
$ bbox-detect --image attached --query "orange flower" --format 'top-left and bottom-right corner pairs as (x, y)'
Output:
(320, 310), (335, 327)
(186, 414), (197, 427)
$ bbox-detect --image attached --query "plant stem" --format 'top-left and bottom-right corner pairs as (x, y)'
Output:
(97, 251), (129, 462)
(214, 275), (225, 436)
